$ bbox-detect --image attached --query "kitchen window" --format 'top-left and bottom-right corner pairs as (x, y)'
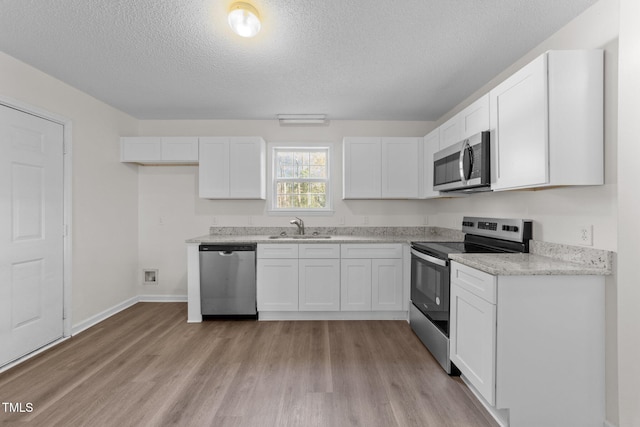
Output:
(271, 147), (331, 212)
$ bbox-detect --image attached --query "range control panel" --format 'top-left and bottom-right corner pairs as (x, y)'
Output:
(461, 216), (532, 242)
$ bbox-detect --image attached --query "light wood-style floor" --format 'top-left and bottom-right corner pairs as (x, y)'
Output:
(0, 303), (498, 427)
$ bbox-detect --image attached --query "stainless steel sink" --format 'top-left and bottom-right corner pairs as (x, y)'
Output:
(268, 235), (331, 239)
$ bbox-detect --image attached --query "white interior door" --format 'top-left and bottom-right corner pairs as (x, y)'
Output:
(0, 104), (64, 367)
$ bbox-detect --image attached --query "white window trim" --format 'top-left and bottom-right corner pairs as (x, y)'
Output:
(267, 142), (335, 216)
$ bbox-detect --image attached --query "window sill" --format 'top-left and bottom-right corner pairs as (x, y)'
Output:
(267, 209), (335, 217)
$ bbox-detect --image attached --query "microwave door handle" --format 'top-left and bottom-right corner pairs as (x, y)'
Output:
(458, 140), (467, 185)
(411, 248), (448, 267)
(459, 139), (472, 184)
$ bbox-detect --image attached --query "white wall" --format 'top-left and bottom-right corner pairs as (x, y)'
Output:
(616, 0), (640, 425)
(0, 52), (140, 327)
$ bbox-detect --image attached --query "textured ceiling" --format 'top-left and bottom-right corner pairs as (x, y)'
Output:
(0, 0), (598, 120)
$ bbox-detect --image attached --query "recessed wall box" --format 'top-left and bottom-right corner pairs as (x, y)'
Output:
(143, 269), (159, 285)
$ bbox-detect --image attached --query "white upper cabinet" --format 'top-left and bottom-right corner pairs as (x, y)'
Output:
(120, 136), (199, 164)
(439, 115), (462, 150)
(343, 137), (382, 198)
(439, 94), (490, 150)
(490, 50), (603, 191)
(421, 128), (440, 199)
(199, 136), (266, 199)
(460, 94), (490, 139)
(343, 137), (421, 199)
(381, 137), (420, 198)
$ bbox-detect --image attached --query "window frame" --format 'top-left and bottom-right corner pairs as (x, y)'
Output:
(268, 143), (333, 215)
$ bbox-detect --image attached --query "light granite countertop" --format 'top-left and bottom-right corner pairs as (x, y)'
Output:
(186, 226), (614, 276)
(185, 226), (464, 245)
(449, 252), (611, 276)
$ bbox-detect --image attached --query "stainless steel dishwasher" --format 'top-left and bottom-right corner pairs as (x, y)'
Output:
(199, 243), (257, 317)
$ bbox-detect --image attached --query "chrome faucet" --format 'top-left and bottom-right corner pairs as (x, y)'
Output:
(290, 217), (305, 235)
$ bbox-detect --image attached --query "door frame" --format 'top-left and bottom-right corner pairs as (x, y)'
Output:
(0, 95), (73, 339)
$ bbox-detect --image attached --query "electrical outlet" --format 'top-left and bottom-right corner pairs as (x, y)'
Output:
(211, 216), (218, 225)
(363, 216), (369, 225)
(423, 216), (429, 225)
(578, 225), (593, 246)
(339, 216), (345, 225)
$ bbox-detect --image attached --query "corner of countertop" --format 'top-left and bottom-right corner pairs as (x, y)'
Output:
(529, 240), (613, 274)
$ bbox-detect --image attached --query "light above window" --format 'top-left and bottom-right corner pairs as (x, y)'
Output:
(228, 2), (261, 38)
(277, 114), (328, 125)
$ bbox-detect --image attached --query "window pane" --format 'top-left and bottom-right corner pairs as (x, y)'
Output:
(273, 147), (329, 210)
(310, 151), (326, 166)
(311, 182), (326, 193)
(312, 194), (326, 208)
(309, 166), (326, 178)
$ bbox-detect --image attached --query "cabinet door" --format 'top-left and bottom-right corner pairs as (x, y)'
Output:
(422, 129), (440, 198)
(371, 259), (403, 311)
(490, 54), (549, 191)
(299, 259), (340, 311)
(343, 137), (381, 199)
(459, 94), (490, 139)
(229, 137), (266, 199)
(341, 259), (372, 311)
(439, 115), (462, 150)
(120, 137), (161, 162)
(450, 283), (496, 405)
(257, 259), (299, 311)
(381, 137), (420, 198)
(199, 137), (230, 198)
(161, 137), (198, 162)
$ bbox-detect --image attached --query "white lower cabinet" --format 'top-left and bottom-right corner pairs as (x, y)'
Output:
(258, 243), (406, 317)
(340, 244), (404, 312)
(371, 259), (403, 310)
(341, 259), (372, 311)
(257, 244), (298, 311)
(257, 259), (298, 311)
(299, 259), (340, 311)
(450, 281), (497, 405)
(258, 244), (341, 312)
(450, 261), (605, 427)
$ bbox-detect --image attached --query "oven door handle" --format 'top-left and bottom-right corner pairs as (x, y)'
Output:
(411, 248), (448, 267)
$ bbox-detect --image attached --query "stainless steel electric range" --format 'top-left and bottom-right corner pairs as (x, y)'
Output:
(410, 216), (532, 374)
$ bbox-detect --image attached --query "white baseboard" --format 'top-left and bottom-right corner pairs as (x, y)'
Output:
(460, 375), (509, 427)
(71, 295), (187, 335)
(0, 336), (70, 374)
(258, 310), (408, 321)
(138, 294), (187, 302)
(71, 296), (139, 335)
(3, 296), (185, 372)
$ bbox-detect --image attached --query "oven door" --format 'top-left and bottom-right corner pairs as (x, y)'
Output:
(410, 248), (450, 336)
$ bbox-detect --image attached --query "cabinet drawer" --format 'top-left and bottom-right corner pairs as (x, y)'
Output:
(341, 244), (403, 259)
(257, 244), (298, 259)
(451, 261), (497, 304)
(299, 244), (340, 259)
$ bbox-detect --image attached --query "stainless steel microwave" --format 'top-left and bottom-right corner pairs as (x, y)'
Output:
(433, 131), (491, 193)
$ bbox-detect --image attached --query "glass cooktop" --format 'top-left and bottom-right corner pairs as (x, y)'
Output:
(411, 241), (507, 259)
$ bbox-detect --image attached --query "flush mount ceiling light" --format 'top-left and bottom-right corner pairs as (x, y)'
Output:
(277, 114), (328, 125)
(228, 2), (261, 38)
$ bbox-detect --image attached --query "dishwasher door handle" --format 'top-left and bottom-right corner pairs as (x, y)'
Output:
(218, 251), (234, 256)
